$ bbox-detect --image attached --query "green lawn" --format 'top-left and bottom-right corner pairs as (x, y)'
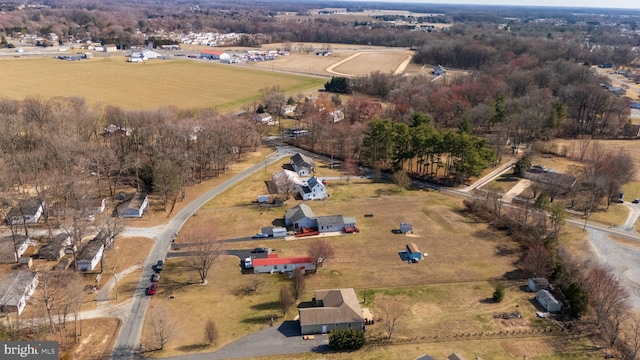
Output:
(0, 57), (324, 110)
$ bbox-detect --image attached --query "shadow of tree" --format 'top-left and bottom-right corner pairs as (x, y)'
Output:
(175, 343), (211, 352)
(250, 301), (280, 311)
(241, 314), (278, 325)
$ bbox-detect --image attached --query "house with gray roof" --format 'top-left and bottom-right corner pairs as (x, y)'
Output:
(0, 235), (32, 264)
(76, 232), (109, 271)
(298, 288), (365, 335)
(290, 153), (315, 176)
(118, 192), (148, 218)
(6, 199), (44, 225)
(284, 204), (356, 233)
(38, 233), (72, 261)
(0, 271), (38, 315)
(284, 203), (317, 230)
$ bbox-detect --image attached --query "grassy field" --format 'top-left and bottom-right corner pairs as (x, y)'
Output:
(139, 155), (595, 359)
(0, 57), (324, 110)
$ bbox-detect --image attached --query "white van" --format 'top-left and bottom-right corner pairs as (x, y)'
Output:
(244, 257), (253, 268)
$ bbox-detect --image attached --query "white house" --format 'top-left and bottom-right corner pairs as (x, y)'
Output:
(299, 176), (328, 200)
(247, 254), (316, 274)
(0, 235), (32, 264)
(76, 238), (104, 271)
(432, 65), (446, 76)
(254, 113), (274, 125)
(6, 199), (44, 225)
(118, 192), (148, 218)
(332, 109), (344, 123)
(0, 271), (39, 315)
(290, 153), (315, 176)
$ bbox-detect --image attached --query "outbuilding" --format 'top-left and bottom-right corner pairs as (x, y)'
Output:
(536, 289), (562, 313)
(405, 243), (423, 263)
(400, 222), (413, 234)
(527, 278), (549, 292)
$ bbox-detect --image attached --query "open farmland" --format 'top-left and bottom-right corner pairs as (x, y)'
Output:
(329, 51), (412, 76)
(0, 57), (324, 110)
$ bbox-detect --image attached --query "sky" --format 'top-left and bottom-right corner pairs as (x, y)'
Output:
(353, 0), (639, 10)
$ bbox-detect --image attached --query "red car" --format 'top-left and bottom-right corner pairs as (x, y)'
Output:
(146, 282), (158, 295)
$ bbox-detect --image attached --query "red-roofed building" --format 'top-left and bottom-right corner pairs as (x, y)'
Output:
(200, 49), (230, 61)
(249, 254), (316, 274)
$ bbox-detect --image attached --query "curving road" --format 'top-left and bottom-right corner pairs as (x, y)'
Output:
(111, 146), (295, 359)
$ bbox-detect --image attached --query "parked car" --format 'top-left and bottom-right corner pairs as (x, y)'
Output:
(151, 273), (160, 282)
(633, 198), (640, 204)
(244, 257), (253, 268)
(146, 282), (158, 295)
(154, 260), (163, 272)
(252, 233), (269, 239)
(251, 247), (270, 254)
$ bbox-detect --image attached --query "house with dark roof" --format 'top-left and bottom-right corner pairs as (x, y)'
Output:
(290, 153), (315, 176)
(76, 231), (111, 271)
(525, 168), (576, 191)
(6, 199), (44, 225)
(298, 288), (365, 335)
(299, 176), (328, 200)
(118, 192), (148, 218)
(38, 233), (72, 261)
(0, 235), (32, 264)
(0, 271), (38, 315)
(249, 254), (316, 274)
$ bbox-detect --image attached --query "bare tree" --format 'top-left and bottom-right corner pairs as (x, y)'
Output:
(584, 265), (630, 346)
(188, 233), (221, 284)
(521, 241), (554, 278)
(32, 270), (74, 334)
(377, 296), (410, 339)
(308, 239), (335, 268)
(290, 268), (306, 302)
(623, 312), (640, 360)
(204, 319), (218, 346)
(279, 285), (295, 316)
(341, 156), (358, 185)
(150, 305), (174, 350)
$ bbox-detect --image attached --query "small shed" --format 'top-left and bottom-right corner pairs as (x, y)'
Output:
(527, 278), (549, 292)
(536, 289), (562, 313)
(19, 257), (32, 269)
(257, 195), (270, 203)
(405, 243), (422, 262)
(400, 222), (413, 234)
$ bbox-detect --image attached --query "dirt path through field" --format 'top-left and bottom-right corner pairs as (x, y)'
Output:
(393, 54), (413, 75)
(325, 52), (364, 76)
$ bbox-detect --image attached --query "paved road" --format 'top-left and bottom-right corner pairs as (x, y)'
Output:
(164, 321), (329, 360)
(111, 147), (294, 360)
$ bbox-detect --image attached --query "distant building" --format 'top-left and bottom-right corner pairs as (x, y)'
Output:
(254, 113), (274, 125)
(6, 199), (44, 225)
(432, 65), (446, 76)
